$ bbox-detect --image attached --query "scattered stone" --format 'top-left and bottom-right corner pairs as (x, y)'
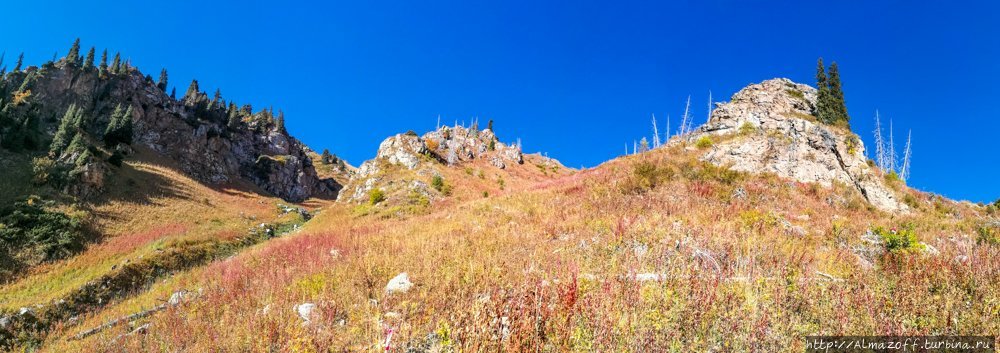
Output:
(386, 273), (414, 294)
(731, 187), (748, 201)
(294, 303), (316, 322)
(168, 290), (188, 306)
(329, 248), (341, 259)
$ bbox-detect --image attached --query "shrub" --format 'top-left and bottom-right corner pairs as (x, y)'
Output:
(0, 198), (86, 276)
(873, 226), (924, 253)
(738, 122), (756, 136)
(487, 139), (496, 151)
(621, 160), (673, 194)
(107, 151), (124, 167)
(785, 89), (806, 101)
(404, 130), (418, 136)
(884, 171), (900, 183)
(368, 188), (386, 205)
(695, 136), (713, 149)
(978, 224), (999, 246)
(431, 175), (445, 191)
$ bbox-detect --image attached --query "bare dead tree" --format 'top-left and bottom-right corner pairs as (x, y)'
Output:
(900, 129), (912, 182)
(706, 90), (713, 122)
(665, 114), (671, 141)
(651, 114), (661, 148)
(888, 118), (896, 172)
(679, 95), (692, 136)
(873, 110), (887, 170)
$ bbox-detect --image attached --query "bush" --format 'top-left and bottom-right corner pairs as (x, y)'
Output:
(978, 224), (999, 246)
(695, 136), (713, 149)
(873, 226), (924, 253)
(368, 188), (386, 205)
(621, 160), (674, 194)
(425, 138), (440, 151)
(0, 198), (85, 277)
(738, 122), (756, 136)
(431, 175), (445, 191)
(404, 130), (418, 136)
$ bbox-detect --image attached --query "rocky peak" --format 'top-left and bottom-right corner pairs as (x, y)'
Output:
(2, 61), (337, 202)
(688, 78), (908, 213)
(340, 125), (525, 203)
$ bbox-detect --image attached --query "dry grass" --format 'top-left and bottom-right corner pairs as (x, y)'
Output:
(18, 144), (993, 352)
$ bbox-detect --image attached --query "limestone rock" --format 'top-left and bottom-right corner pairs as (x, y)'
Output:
(687, 78), (907, 213)
(385, 272), (414, 294)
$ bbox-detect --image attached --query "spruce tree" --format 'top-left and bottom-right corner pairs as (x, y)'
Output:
(814, 58), (834, 124)
(321, 149), (333, 164)
(827, 62), (849, 125)
(157, 69), (168, 91)
(110, 52), (121, 73)
(84, 47), (95, 69)
(487, 119), (494, 131)
(212, 89), (222, 108)
(66, 38), (81, 65)
(99, 49), (108, 73)
(185, 80), (200, 99)
(275, 110), (286, 133)
(51, 104), (81, 155)
(104, 104), (134, 146)
(227, 102), (241, 129)
(170, 87), (176, 99)
(14, 53), (23, 72)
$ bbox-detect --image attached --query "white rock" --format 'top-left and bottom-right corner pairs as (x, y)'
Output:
(385, 273), (414, 294)
(294, 303), (317, 322)
(168, 290), (187, 306)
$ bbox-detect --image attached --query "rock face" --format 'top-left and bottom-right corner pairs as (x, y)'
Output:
(687, 78), (907, 213)
(8, 63), (337, 201)
(340, 126), (523, 203)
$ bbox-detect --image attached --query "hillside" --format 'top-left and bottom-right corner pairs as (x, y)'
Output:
(1, 43), (997, 352)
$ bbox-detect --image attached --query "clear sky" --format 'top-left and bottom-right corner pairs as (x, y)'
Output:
(2, 1), (998, 202)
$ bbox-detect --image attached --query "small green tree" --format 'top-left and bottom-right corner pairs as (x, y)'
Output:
(814, 58), (835, 124)
(83, 47), (95, 70)
(321, 149), (334, 164)
(66, 38), (81, 65)
(14, 53), (23, 72)
(369, 188), (386, 205)
(184, 79), (200, 99)
(103, 104), (134, 146)
(827, 62), (849, 125)
(110, 52), (121, 73)
(50, 104), (83, 155)
(99, 49), (108, 73)
(157, 68), (168, 91)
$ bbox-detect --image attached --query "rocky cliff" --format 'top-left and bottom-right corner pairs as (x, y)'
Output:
(1, 61), (337, 202)
(340, 125), (528, 203)
(686, 78), (907, 212)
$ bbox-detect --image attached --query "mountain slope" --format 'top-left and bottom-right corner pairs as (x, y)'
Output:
(25, 79), (998, 352)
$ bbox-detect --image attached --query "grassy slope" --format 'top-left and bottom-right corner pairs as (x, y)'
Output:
(0, 147), (301, 311)
(41, 140), (999, 352)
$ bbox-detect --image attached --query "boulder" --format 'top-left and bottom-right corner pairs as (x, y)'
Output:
(385, 273), (414, 294)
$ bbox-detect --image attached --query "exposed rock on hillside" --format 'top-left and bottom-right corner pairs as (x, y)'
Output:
(687, 78), (907, 212)
(4, 63), (336, 201)
(340, 126), (525, 203)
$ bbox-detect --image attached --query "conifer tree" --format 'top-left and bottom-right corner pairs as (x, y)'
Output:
(321, 149), (333, 164)
(170, 87), (176, 99)
(14, 53), (23, 72)
(66, 38), (81, 65)
(814, 58), (835, 124)
(185, 80), (200, 99)
(487, 119), (494, 131)
(157, 69), (168, 91)
(827, 62), (848, 124)
(99, 49), (108, 73)
(84, 47), (95, 69)
(212, 89), (222, 108)
(104, 104), (134, 146)
(227, 102), (241, 129)
(276, 110), (286, 133)
(110, 52), (121, 73)
(51, 104), (82, 155)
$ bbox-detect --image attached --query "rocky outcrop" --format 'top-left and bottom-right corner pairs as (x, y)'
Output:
(340, 126), (523, 203)
(686, 78), (907, 213)
(8, 63), (337, 201)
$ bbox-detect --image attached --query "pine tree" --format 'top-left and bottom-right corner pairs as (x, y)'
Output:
(827, 62), (849, 124)
(157, 69), (168, 91)
(276, 110), (286, 133)
(212, 89), (222, 108)
(104, 104), (134, 146)
(185, 79), (200, 99)
(321, 149), (333, 164)
(814, 58), (834, 124)
(486, 119), (494, 132)
(51, 104), (84, 155)
(227, 102), (241, 129)
(99, 49), (108, 73)
(84, 47), (95, 70)
(170, 87), (176, 99)
(14, 53), (23, 72)
(66, 38), (81, 65)
(110, 52), (121, 73)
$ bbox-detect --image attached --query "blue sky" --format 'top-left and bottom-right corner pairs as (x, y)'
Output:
(2, 1), (998, 202)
